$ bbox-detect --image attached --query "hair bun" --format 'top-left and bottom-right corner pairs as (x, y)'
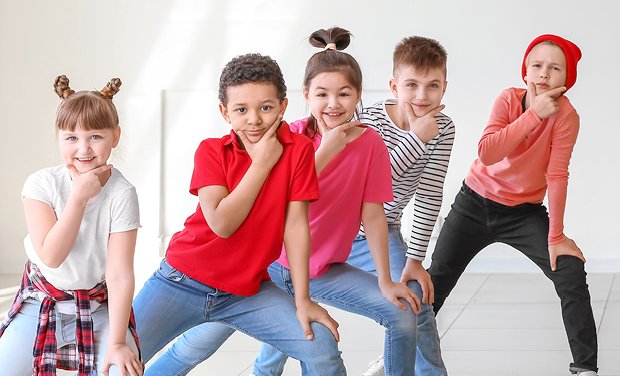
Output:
(309, 27), (351, 51)
(54, 75), (75, 99)
(100, 78), (122, 99)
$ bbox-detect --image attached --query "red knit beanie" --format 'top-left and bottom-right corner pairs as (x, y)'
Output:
(521, 34), (582, 92)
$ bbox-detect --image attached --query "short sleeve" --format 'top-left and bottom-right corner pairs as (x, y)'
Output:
(22, 170), (53, 205)
(289, 138), (320, 202)
(190, 139), (227, 195)
(110, 187), (141, 233)
(363, 133), (394, 203)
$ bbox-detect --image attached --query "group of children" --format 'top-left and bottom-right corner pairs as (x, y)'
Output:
(0, 25), (598, 376)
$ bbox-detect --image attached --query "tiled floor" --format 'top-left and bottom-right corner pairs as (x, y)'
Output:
(1, 273), (618, 375)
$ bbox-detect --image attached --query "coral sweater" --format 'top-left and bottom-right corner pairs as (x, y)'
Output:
(465, 88), (579, 244)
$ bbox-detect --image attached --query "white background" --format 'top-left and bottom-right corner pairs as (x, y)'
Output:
(1, 0), (618, 283)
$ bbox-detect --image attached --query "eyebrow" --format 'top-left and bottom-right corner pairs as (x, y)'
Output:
(229, 98), (277, 107)
(404, 78), (442, 84)
(313, 85), (353, 91)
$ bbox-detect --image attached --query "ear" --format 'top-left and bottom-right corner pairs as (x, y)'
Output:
(219, 103), (231, 123)
(303, 87), (310, 103)
(279, 97), (289, 115)
(442, 80), (448, 97)
(112, 127), (121, 148)
(389, 78), (399, 98)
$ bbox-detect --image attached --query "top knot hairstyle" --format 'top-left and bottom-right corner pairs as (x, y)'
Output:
(53, 75), (122, 132)
(218, 53), (287, 105)
(304, 27), (362, 92)
(303, 26), (363, 139)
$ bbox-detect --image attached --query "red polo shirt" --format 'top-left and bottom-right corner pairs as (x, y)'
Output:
(165, 122), (319, 296)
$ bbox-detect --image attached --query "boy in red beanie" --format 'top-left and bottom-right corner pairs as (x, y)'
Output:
(428, 34), (598, 376)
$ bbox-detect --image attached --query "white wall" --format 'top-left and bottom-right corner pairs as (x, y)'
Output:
(1, 0), (618, 282)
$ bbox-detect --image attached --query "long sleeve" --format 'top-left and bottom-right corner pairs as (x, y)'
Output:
(406, 116), (455, 260)
(478, 90), (542, 166)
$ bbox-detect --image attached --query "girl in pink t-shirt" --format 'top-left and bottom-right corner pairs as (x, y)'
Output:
(254, 26), (422, 376)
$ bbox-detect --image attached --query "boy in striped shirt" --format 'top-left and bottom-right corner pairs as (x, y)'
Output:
(347, 35), (454, 376)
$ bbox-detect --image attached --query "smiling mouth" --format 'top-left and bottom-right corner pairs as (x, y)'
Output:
(76, 157), (94, 162)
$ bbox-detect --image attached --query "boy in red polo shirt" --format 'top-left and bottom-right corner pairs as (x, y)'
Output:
(132, 53), (345, 375)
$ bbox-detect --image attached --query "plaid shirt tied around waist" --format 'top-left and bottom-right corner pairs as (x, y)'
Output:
(0, 261), (141, 375)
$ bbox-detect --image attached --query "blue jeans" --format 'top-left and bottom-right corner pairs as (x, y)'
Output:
(347, 225), (448, 375)
(132, 259), (345, 376)
(253, 261), (418, 376)
(0, 298), (139, 375)
(429, 182), (598, 373)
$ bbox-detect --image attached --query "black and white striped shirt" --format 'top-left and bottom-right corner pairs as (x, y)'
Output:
(358, 99), (455, 261)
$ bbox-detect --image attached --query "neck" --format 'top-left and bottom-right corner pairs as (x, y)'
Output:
(386, 102), (409, 131)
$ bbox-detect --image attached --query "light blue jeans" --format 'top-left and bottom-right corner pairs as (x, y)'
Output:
(0, 298), (139, 375)
(252, 260), (418, 376)
(347, 224), (448, 375)
(132, 259), (345, 376)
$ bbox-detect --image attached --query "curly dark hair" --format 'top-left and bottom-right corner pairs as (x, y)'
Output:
(218, 53), (287, 105)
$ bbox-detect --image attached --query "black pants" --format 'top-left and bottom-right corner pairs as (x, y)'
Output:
(429, 182), (598, 372)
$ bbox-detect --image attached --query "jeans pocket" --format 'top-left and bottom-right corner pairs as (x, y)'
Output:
(158, 259), (187, 282)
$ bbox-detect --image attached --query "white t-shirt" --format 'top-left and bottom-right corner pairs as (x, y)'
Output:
(22, 165), (140, 290)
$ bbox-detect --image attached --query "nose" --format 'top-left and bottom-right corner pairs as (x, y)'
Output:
(246, 109), (262, 125)
(539, 68), (550, 79)
(417, 87), (428, 100)
(78, 139), (91, 153)
(327, 95), (340, 109)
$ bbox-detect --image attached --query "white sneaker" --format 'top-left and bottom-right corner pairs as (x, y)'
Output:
(361, 355), (385, 376)
(575, 372), (597, 376)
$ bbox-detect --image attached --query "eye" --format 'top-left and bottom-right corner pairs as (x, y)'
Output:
(406, 83), (417, 88)
(235, 107), (246, 114)
(90, 134), (103, 140)
(66, 136), (78, 142)
(339, 92), (351, 97)
(260, 105), (273, 111)
(532, 63), (541, 68)
(430, 83), (440, 89)
(315, 92), (327, 97)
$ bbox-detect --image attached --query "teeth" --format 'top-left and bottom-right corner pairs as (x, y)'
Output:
(77, 157), (94, 161)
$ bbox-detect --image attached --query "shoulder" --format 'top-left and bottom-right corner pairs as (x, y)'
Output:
(24, 164), (67, 187)
(554, 95), (579, 127)
(498, 87), (525, 102)
(360, 126), (389, 150)
(436, 112), (455, 132)
(288, 118), (310, 134)
(361, 100), (389, 123)
(108, 168), (136, 191)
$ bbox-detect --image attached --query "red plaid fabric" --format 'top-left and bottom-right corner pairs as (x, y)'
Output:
(0, 262), (141, 375)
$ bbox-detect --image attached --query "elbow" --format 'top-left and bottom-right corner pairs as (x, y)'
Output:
(477, 150), (499, 166)
(210, 224), (235, 239)
(38, 256), (62, 269)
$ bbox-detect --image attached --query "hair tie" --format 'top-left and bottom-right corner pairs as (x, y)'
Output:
(324, 43), (337, 51)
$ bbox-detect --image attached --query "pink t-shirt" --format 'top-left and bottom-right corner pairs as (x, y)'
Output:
(465, 88), (579, 244)
(277, 118), (393, 278)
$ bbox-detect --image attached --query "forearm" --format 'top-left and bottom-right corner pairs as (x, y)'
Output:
(314, 146), (337, 175)
(105, 271), (134, 344)
(283, 201), (312, 303)
(362, 203), (391, 284)
(390, 133), (426, 179)
(37, 196), (87, 267)
(479, 109), (541, 165)
(203, 163), (272, 237)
